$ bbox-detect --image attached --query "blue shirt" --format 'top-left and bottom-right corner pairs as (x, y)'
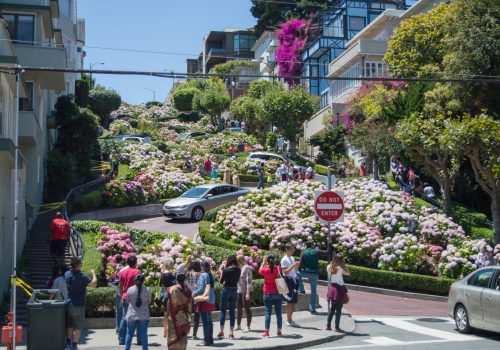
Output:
(65, 269), (92, 307)
(193, 272), (215, 305)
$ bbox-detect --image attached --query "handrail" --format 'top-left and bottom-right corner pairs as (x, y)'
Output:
(63, 161), (116, 258)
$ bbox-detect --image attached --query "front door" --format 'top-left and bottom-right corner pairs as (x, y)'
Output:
(482, 272), (500, 327)
(465, 268), (495, 324)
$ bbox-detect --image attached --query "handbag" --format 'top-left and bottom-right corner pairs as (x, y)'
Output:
(343, 292), (349, 305)
(193, 275), (211, 302)
(275, 269), (289, 295)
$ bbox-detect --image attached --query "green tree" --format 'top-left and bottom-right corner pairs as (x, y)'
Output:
(192, 87), (230, 130)
(248, 79), (284, 99)
(444, 0), (500, 115)
(172, 87), (200, 112)
(384, 3), (453, 77)
(448, 114), (500, 244)
(45, 149), (76, 199)
(230, 96), (262, 134)
(259, 86), (316, 156)
(88, 87), (122, 126)
(309, 126), (345, 165)
(75, 78), (90, 107)
(396, 114), (458, 215)
(81, 73), (95, 89)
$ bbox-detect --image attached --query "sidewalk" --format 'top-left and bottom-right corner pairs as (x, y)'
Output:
(1, 306), (354, 350)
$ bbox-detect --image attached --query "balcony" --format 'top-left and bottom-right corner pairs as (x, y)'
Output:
(0, 137), (15, 165)
(328, 39), (387, 77)
(19, 111), (41, 146)
(13, 44), (66, 91)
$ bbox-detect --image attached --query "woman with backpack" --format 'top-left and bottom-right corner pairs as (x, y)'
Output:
(165, 274), (192, 350)
(124, 274), (151, 350)
(258, 254), (283, 338)
(326, 254), (350, 333)
(192, 260), (216, 346)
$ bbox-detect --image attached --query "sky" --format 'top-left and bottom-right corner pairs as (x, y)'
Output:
(78, 0), (256, 104)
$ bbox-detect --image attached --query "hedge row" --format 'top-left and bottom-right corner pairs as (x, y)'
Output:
(204, 202), (238, 223)
(198, 221), (242, 251)
(315, 164), (328, 175)
(318, 261), (455, 295)
(239, 174), (260, 182)
(86, 280), (265, 318)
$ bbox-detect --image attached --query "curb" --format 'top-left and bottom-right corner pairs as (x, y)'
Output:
(70, 204), (163, 221)
(315, 279), (448, 302)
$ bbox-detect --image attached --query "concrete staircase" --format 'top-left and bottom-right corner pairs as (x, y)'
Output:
(15, 210), (71, 326)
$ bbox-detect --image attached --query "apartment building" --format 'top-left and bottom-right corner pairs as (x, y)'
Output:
(0, 0), (85, 298)
(301, 0), (443, 162)
(186, 28), (257, 75)
(252, 31), (278, 79)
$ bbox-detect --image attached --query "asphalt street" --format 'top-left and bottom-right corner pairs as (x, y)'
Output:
(123, 215), (199, 240)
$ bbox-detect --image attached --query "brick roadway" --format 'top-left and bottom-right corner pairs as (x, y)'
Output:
(315, 284), (449, 317)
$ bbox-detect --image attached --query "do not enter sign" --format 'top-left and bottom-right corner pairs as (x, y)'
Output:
(314, 190), (345, 223)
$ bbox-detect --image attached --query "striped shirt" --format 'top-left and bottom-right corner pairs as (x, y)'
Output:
(237, 265), (253, 294)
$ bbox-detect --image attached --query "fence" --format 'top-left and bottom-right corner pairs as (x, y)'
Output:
(63, 161), (116, 258)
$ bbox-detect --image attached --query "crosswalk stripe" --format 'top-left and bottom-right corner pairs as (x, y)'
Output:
(363, 336), (404, 345)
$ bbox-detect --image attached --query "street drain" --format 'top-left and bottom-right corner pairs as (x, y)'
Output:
(417, 318), (447, 322)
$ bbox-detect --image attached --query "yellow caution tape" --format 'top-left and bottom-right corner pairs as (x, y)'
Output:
(10, 277), (34, 297)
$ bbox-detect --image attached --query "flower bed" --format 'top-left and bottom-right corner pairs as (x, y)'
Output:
(211, 179), (500, 278)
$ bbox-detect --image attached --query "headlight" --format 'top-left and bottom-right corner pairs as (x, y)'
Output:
(166, 205), (188, 210)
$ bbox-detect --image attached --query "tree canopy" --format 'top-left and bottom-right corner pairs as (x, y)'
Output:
(89, 87), (122, 125)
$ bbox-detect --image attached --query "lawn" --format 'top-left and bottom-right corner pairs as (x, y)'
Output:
(81, 233), (103, 284)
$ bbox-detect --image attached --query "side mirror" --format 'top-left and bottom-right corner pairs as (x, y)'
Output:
(205, 193), (213, 199)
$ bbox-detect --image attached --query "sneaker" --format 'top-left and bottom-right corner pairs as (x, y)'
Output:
(335, 327), (346, 333)
(197, 341), (209, 346)
(326, 326), (332, 331)
(192, 335), (200, 340)
(287, 321), (300, 328)
(262, 331), (270, 337)
(217, 331), (224, 339)
(283, 295), (292, 302)
(243, 327), (251, 333)
(277, 330), (283, 337)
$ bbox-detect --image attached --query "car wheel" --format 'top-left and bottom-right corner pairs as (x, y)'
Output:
(191, 206), (205, 221)
(454, 304), (471, 334)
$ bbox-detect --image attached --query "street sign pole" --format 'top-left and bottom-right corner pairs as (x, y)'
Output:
(327, 161), (332, 262)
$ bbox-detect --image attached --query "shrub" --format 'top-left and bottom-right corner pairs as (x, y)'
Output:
(178, 111), (201, 123)
(266, 132), (277, 151)
(89, 87), (122, 125)
(204, 203), (238, 223)
(199, 221), (241, 250)
(239, 174), (260, 182)
(314, 164), (328, 175)
(152, 141), (171, 154)
(75, 79), (90, 107)
(45, 149), (76, 199)
(74, 190), (104, 212)
(145, 101), (162, 108)
(318, 261), (455, 295)
(172, 87), (200, 112)
(201, 245), (235, 267)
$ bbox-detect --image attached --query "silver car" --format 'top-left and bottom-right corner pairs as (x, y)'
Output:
(448, 266), (500, 334)
(163, 184), (249, 221)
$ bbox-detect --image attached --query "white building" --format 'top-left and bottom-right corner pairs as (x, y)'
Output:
(252, 31), (278, 79)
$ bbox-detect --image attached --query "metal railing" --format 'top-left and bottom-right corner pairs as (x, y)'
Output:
(63, 161), (116, 258)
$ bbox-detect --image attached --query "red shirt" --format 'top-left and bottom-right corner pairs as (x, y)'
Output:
(119, 267), (140, 301)
(49, 218), (71, 240)
(204, 159), (212, 172)
(258, 266), (281, 295)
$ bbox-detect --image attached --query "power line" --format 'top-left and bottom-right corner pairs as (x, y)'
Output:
(2, 65), (499, 83)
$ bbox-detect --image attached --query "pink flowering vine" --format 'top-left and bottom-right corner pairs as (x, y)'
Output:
(276, 18), (308, 86)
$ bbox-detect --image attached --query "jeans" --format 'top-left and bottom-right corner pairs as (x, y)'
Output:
(220, 287), (238, 330)
(258, 177), (265, 189)
(200, 312), (214, 344)
(118, 300), (129, 343)
(125, 319), (148, 350)
(327, 301), (344, 329)
(263, 293), (282, 331)
(115, 293), (122, 334)
(302, 272), (318, 312)
(237, 292), (252, 328)
(296, 271), (305, 293)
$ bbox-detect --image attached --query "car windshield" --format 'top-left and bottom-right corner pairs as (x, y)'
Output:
(178, 133), (189, 139)
(181, 187), (208, 198)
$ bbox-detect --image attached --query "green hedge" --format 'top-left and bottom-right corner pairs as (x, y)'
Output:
(74, 190), (104, 212)
(198, 221), (241, 251)
(73, 220), (170, 252)
(318, 261), (455, 295)
(86, 280), (265, 317)
(204, 202), (237, 223)
(315, 164), (328, 175)
(239, 174), (260, 182)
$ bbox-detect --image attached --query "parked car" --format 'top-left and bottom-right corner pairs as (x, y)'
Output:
(226, 127), (244, 133)
(247, 152), (305, 175)
(113, 134), (152, 143)
(163, 184), (250, 221)
(176, 131), (210, 142)
(448, 266), (500, 334)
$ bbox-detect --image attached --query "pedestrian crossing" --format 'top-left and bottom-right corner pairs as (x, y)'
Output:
(313, 316), (478, 349)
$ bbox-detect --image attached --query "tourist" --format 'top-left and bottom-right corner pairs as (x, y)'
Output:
(192, 260), (215, 346)
(338, 163), (346, 179)
(326, 254), (350, 333)
(305, 163), (313, 180)
(229, 144), (235, 158)
(176, 256), (192, 276)
(186, 260), (202, 340)
(281, 243), (300, 327)
(277, 163), (288, 183)
(241, 120), (246, 132)
(244, 143), (250, 153)
(118, 256), (141, 345)
(161, 258), (177, 341)
(211, 160), (218, 181)
(277, 136), (285, 153)
(124, 274), (151, 350)
(423, 183), (436, 199)
(47, 212), (70, 263)
(300, 241), (319, 313)
(257, 162), (265, 190)
(203, 156), (212, 177)
(287, 164), (294, 182)
(165, 274), (192, 350)
(48, 263), (68, 300)
(217, 255), (241, 340)
(110, 255), (127, 335)
(185, 157), (193, 173)
(359, 162), (367, 177)
(65, 257), (97, 350)
(236, 255), (252, 332)
(258, 254), (282, 337)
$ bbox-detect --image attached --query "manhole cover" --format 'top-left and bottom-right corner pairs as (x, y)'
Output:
(417, 318), (447, 322)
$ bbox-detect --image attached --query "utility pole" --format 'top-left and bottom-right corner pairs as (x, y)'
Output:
(143, 88), (156, 102)
(89, 62), (104, 86)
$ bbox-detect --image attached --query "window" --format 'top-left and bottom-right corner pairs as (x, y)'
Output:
(324, 13), (344, 38)
(60, 0), (71, 18)
(468, 269), (495, 288)
(349, 16), (366, 31)
(320, 92), (329, 109)
(234, 34), (256, 52)
(20, 82), (34, 111)
(3, 14), (35, 45)
(364, 62), (386, 78)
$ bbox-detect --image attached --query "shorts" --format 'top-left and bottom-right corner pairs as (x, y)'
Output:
(66, 306), (86, 331)
(284, 276), (298, 304)
(50, 239), (67, 257)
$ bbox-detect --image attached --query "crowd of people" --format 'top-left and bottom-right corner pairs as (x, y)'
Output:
(390, 158), (436, 198)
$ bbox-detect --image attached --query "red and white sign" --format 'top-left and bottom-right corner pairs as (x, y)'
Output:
(314, 190), (344, 223)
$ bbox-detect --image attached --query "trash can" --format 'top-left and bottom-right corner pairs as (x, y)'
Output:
(27, 289), (66, 350)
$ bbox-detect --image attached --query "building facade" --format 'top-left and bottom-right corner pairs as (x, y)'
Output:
(252, 31), (278, 79)
(0, 0), (84, 298)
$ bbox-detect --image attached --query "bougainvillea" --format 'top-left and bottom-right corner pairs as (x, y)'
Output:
(276, 19), (308, 86)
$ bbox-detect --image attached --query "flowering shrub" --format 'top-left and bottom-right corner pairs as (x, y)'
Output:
(236, 245), (264, 269)
(102, 180), (147, 207)
(276, 19), (308, 86)
(96, 226), (136, 277)
(109, 119), (133, 136)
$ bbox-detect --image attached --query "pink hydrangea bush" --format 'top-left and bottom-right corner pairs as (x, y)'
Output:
(96, 226), (136, 278)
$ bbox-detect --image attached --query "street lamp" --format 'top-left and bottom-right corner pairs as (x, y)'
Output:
(252, 58), (277, 80)
(163, 69), (175, 87)
(143, 88), (156, 102)
(89, 62), (104, 84)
